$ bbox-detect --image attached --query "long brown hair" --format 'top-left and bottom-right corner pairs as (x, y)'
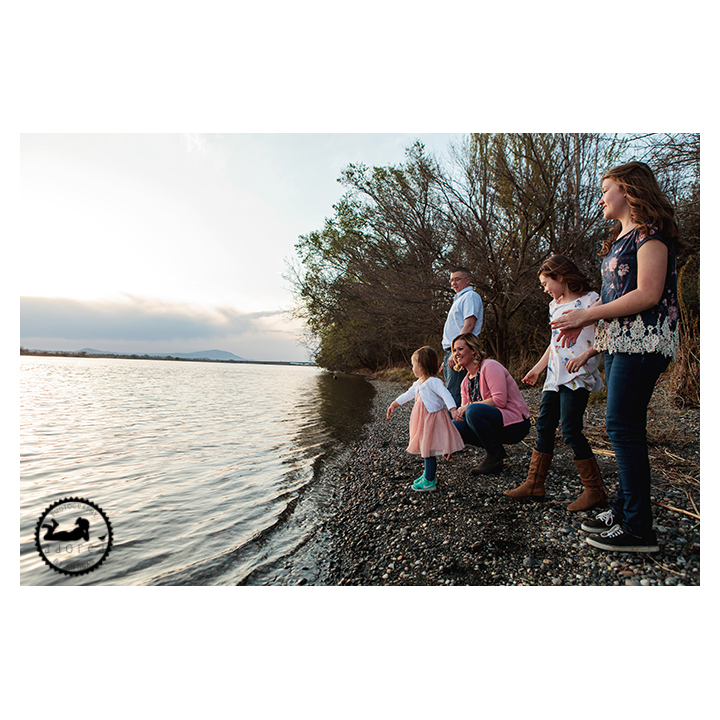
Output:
(599, 161), (678, 257)
(538, 255), (592, 295)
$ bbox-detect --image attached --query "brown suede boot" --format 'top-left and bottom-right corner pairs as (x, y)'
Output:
(567, 456), (608, 512)
(505, 449), (552, 500)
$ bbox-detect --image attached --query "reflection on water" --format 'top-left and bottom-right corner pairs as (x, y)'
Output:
(20, 357), (376, 586)
(235, 371), (377, 586)
(304, 371), (376, 452)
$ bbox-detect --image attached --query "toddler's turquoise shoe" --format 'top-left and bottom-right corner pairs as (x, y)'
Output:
(412, 474), (436, 492)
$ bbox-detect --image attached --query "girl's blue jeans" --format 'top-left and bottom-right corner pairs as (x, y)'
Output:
(453, 403), (530, 457)
(536, 387), (592, 459)
(604, 350), (670, 541)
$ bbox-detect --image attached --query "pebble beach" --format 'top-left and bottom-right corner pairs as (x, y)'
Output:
(273, 375), (700, 587)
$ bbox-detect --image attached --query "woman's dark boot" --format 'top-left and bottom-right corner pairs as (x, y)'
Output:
(472, 452), (504, 475)
(567, 456), (608, 512)
(505, 449), (552, 500)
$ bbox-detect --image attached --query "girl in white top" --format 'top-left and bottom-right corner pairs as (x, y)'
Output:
(507, 256), (608, 512)
(387, 346), (465, 492)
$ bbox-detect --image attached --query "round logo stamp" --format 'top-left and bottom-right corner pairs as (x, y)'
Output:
(34, 497), (113, 576)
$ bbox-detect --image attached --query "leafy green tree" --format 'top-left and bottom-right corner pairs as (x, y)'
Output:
(289, 143), (448, 371)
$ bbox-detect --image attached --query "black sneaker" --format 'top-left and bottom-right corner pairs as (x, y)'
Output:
(586, 524), (659, 553)
(581, 509), (616, 534)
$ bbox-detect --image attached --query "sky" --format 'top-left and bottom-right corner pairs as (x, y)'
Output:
(20, 133), (460, 361)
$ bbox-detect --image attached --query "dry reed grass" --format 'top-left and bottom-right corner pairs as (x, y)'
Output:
(669, 258), (700, 407)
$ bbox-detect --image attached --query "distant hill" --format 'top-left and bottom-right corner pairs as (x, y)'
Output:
(155, 349), (249, 361)
(79, 348), (118, 355)
(79, 348), (248, 361)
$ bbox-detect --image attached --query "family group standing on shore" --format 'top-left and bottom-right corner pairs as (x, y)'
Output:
(386, 161), (680, 555)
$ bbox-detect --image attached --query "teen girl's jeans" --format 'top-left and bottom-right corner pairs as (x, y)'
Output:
(453, 403), (530, 458)
(536, 387), (593, 459)
(604, 351), (670, 541)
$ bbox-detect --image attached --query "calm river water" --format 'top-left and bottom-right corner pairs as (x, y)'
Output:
(20, 356), (375, 585)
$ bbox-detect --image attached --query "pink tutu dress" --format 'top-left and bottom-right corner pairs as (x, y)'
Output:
(394, 377), (465, 458)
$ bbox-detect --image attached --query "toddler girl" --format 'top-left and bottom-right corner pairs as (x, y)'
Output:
(387, 346), (465, 492)
(506, 255), (607, 511)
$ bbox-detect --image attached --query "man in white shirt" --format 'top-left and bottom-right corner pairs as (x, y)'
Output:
(442, 267), (484, 405)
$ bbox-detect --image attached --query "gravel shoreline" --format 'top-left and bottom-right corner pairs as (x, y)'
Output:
(276, 376), (700, 586)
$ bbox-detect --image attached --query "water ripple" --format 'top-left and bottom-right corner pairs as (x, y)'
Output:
(20, 357), (374, 585)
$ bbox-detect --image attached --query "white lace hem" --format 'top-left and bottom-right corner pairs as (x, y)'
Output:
(597, 316), (679, 359)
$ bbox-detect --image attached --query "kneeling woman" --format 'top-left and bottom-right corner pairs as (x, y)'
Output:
(451, 333), (530, 475)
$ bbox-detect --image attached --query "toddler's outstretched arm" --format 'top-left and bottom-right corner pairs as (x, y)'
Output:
(386, 400), (400, 419)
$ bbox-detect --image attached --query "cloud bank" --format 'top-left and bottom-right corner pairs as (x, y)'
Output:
(20, 296), (310, 362)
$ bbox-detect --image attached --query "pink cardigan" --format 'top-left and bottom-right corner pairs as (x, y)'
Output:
(460, 359), (530, 427)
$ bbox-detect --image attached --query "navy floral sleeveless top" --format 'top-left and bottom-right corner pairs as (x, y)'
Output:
(596, 225), (679, 358)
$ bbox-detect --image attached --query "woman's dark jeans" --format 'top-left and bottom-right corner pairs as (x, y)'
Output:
(536, 387), (593, 459)
(443, 350), (467, 408)
(453, 403), (530, 458)
(604, 351), (670, 541)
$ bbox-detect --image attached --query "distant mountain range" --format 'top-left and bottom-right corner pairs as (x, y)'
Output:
(79, 348), (248, 361)
(22, 346), (314, 366)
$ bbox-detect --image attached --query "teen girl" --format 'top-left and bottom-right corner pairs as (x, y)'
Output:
(506, 255), (607, 511)
(386, 346), (465, 492)
(551, 162), (679, 553)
